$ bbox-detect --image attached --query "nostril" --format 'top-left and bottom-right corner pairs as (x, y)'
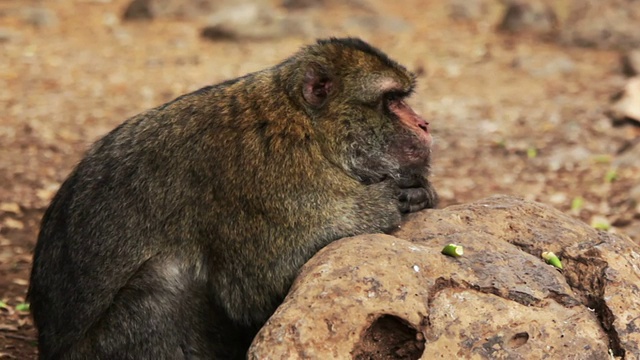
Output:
(418, 123), (428, 131)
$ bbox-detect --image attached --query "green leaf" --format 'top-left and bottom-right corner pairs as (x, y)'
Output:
(591, 218), (611, 231)
(604, 169), (618, 183)
(15, 302), (30, 312)
(0, 300), (8, 310)
(592, 154), (611, 164)
(527, 147), (538, 158)
(571, 196), (584, 211)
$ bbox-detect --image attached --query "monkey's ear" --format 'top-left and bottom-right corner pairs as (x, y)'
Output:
(302, 65), (333, 108)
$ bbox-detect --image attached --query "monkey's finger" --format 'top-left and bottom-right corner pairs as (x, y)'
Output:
(398, 187), (428, 204)
(408, 200), (430, 213)
(425, 186), (439, 208)
(399, 198), (431, 214)
(399, 200), (410, 213)
(396, 176), (424, 188)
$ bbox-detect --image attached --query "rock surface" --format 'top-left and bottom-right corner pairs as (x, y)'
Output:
(249, 195), (640, 359)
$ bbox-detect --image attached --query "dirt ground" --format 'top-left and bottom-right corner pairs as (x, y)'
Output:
(1, 0), (639, 358)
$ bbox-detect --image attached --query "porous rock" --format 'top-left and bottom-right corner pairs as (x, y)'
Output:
(249, 195), (640, 359)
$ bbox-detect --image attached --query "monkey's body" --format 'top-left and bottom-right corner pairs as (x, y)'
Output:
(29, 38), (438, 359)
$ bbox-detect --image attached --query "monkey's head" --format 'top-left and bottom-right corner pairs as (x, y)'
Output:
(290, 38), (432, 185)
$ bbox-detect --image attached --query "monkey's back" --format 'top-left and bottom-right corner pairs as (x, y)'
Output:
(27, 72), (352, 357)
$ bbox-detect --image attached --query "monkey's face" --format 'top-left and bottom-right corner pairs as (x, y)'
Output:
(343, 88), (433, 185)
(298, 40), (433, 185)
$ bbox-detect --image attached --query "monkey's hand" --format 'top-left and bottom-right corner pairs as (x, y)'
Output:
(396, 176), (438, 213)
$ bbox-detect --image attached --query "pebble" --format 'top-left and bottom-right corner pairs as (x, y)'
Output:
(622, 50), (640, 77)
(22, 7), (59, 28)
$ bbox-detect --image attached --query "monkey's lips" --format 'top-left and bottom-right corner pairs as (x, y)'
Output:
(405, 143), (431, 165)
(391, 133), (432, 169)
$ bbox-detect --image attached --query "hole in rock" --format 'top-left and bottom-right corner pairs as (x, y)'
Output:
(508, 332), (529, 348)
(352, 314), (425, 360)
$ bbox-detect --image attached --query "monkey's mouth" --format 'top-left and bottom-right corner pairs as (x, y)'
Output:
(405, 144), (431, 166)
(387, 134), (432, 173)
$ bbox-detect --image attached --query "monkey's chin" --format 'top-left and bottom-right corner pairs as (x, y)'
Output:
(407, 144), (432, 167)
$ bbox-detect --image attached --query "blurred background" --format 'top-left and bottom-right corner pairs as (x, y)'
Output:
(1, 0), (639, 357)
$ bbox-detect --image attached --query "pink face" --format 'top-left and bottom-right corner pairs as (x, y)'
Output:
(388, 99), (432, 147)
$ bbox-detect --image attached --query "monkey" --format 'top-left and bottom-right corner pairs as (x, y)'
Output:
(28, 37), (438, 360)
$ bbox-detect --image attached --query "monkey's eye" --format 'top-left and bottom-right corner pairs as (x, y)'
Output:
(384, 91), (405, 103)
(382, 91), (407, 113)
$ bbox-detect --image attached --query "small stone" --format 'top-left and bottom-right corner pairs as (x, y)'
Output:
(609, 77), (640, 124)
(549, 193), (567, 205)
(0, 202), (22, 215)
(622, 50), (640, 77)
(559, 0), (640, 50)
(0, 28), (20, 43)
(630, 183), (640, 205)
(282, 0), (372, 12)
(497, 1), (557, 36)
(3, 217), (24, 230)
(282, 0), (323, 10)
(22, 7), (59, 28)
(121, 0), (220, 21)
(122, 0), (153, 20)
(614, 140), (640, 168)
(201, 3), (312, 41)
(343, 15), (411, 33)
(448, 0), (489, 21)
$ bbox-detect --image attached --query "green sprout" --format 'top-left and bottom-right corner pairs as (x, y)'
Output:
(592, 218), (611, 231)
(15, 302), (30, 312)
(571, 196), (584, 211)
(604, 169), (618, 183)
(592, 154), (612, 164)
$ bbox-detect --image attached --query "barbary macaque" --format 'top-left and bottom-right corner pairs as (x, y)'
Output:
(28, 37), (438, 359)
